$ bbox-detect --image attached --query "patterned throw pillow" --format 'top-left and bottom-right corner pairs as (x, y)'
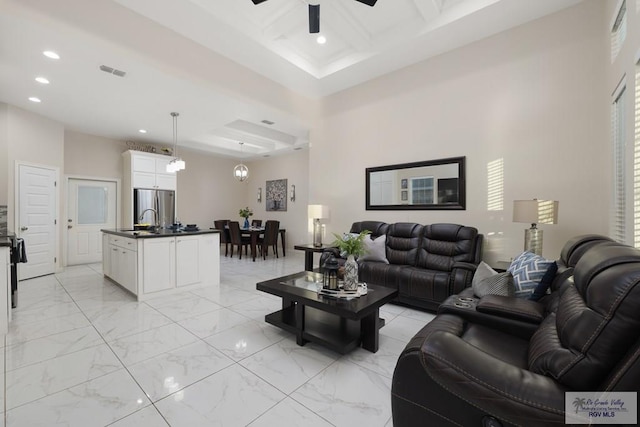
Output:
(508, 252), (555, 299)
(472, 261), (515, 298)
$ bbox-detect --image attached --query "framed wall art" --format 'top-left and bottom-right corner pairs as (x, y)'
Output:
(266, 179), (287, 211)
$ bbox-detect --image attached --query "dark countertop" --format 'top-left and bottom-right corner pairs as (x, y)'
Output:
(0, 231), (15, 248)
(101, 228), (220, 239)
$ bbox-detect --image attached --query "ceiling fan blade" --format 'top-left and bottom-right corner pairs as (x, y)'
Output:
(309, 4), (320, 34)
(354, 0), (378, 5)
(251, 0), (269, 4)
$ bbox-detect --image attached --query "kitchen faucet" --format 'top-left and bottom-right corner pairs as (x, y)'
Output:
(139, 208), (159, 229)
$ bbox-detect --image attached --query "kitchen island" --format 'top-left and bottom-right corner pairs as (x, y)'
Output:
(101, 228), (220, 301)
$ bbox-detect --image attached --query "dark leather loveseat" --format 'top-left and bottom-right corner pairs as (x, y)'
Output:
(321, 221), (483, 311)
(391, 238), (640, 426)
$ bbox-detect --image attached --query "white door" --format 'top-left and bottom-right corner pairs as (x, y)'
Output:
(18, 164), (57, 280)
(67, 179), (117, 265)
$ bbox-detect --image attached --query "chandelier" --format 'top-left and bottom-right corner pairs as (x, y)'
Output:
(166, 112), (185, 172)
(233, 142), (249, 182)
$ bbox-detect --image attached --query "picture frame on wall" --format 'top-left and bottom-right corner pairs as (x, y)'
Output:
(266, 179), (288, 211)
(401, 178), (408, 189)
(401, 190), (408, 201)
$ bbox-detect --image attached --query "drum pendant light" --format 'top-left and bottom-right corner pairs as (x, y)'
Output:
(233, 142), (249, 182)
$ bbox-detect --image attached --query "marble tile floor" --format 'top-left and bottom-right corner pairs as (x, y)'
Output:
(1, 252), (435, 426)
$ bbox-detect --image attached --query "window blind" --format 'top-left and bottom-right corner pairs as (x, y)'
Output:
(611, 0), (627, 62)
(612, 84), (626, 243)
(635, 67), (640, 248)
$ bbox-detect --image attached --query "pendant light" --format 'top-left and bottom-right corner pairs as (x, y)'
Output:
(233, 142), (249, 181)
(166, 112), (186, 173)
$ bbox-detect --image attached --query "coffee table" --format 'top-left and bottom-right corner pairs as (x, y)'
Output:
(257, 271), (398, 354)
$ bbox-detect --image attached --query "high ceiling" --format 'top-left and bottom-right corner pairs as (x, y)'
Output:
(0, 0), (582, 159)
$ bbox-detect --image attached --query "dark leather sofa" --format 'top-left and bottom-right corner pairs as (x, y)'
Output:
(321, 221), (483, 311)
(391, 238), (640, 427)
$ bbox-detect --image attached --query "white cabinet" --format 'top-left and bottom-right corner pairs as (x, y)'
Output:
(142, 238), (175, 294)
(105, 235), (137, 295)
(102, 232), (219, 300)
(130, 153), (176, 190)
(176, 236), (199, 287)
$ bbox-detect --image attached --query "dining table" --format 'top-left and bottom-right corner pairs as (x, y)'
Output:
(239, 226), (286, 262)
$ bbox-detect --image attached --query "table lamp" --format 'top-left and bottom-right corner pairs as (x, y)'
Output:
(513, 199), (559, 255)
(308, 204), (329, 247)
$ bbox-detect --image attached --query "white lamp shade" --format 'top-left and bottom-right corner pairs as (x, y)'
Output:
(513, 200), (559, 225)
(308, 204), (329, 219)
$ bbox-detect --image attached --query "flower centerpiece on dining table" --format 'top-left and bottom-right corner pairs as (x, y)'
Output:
(239, 206), (253, 229)
(331, 230), (370, 291)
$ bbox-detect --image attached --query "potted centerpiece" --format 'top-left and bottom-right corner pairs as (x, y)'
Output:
(331, 230), (370, 290)
(239, 206), (253, 229)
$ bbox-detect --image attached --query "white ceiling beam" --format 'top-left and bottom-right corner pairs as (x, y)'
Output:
(322, 0), (373, 51)
(261, 3), (306, 41)
(412, 0), (443, 24)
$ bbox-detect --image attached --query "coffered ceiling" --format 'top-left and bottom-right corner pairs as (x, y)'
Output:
(0, 0), (582, 159)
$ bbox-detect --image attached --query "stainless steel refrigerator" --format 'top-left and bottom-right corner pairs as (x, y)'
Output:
(133, 188), (175, 228)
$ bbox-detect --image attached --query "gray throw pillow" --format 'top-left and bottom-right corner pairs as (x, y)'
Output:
(472, 261), (515, 298)
(358, 235), (389, 264)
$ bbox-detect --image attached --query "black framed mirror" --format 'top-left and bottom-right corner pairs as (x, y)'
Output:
(366, 156), (466, 210)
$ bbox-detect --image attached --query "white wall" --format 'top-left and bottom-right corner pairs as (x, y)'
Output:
(0, 103), (8, 205)
(243, 149), (310, 250)
(174, 148), (249, 229)
(309, 0), (608, 262)
(64, 131), (127, 179)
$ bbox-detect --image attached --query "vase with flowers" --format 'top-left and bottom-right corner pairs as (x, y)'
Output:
(238, 206), (253, 229)
(331, 230), (370, 290)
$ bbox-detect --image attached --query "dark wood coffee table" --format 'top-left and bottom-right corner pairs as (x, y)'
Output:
(257, 271), (398, 354)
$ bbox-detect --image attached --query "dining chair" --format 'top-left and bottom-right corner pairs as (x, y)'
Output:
(213, 219), (230, 257)
(251, 219), (262, 227)
(228, 221), (250, 259)
(259, 220), (280, 259)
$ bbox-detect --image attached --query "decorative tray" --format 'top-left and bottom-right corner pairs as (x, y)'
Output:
(318, 284), (368, 299)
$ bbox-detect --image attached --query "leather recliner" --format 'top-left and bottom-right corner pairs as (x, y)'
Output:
(321, 221), (483, 311)
(391, 241), (640, 427)
(439, 234), (617, 338)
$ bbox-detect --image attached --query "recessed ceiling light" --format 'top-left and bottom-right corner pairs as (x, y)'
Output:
(317, 35), (326, 44)
(28, 97), (41, 103)
(138, 129), (147, 134)
(35, 77), (50, 84)
(43, 51), (60, 60)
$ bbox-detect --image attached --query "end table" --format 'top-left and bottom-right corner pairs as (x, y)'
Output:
(294, 244), (335, 271)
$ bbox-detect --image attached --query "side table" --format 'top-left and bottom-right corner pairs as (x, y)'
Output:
(294, 244), (334, 271)
(491, 261), (511, 273)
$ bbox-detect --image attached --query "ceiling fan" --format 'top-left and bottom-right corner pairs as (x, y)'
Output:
(250, 0), (378, 34)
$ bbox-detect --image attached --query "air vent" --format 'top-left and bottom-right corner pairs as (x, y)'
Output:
(99, 65), (126, 77)
(261, 119), (275, 125)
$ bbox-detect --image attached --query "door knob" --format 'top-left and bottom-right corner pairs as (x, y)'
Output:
(20, 226), (28, 231)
